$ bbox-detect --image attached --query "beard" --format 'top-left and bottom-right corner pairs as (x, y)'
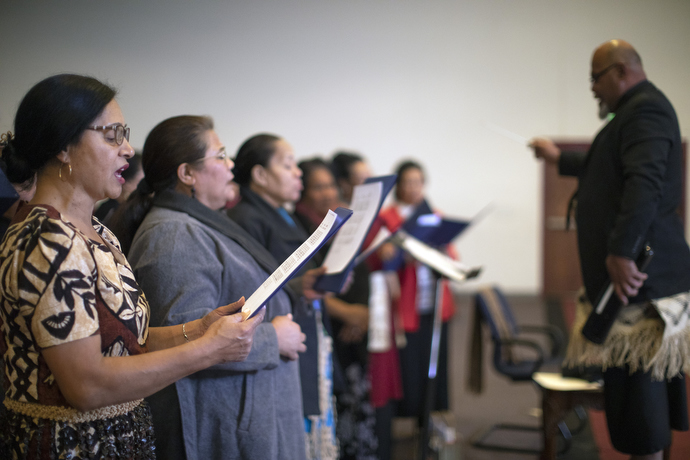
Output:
(598, 100), (610, 120)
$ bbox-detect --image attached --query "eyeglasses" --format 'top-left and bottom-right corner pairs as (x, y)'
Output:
(590, 63), (617, 84)
(194, 149), (230, 163)
(87, 124), (130, 146)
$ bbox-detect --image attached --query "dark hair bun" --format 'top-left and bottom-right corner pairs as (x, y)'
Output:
(1, 137), (33, 184)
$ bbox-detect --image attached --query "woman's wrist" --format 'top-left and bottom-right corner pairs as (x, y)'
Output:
(182, 319), (204, 343)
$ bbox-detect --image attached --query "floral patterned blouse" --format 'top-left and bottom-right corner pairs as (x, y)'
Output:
(0, 204), (155, 459)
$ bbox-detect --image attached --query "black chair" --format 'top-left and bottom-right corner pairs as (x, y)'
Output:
(469, 286), (590, 455)
(475, 286), (563, 377)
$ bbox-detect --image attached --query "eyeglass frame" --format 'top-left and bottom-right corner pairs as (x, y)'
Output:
(192, 148), (231, 164)
(86, 124), (130, 146)
(590, 63), (618, 84)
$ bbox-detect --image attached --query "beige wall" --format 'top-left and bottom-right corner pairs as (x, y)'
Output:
(2, 0), (689, 293)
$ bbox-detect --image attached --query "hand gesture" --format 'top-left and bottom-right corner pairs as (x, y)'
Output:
(202, 298), (265, 363)
(272, 314), (307, 360)
(199, 297), (249, 334)
(529, 137), (561, 165)
(606, 254), (647, 306)
(302, 266), (327, 301)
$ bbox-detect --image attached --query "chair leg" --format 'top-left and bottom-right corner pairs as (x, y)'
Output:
(539, 381), (605, 460)
(557, 420), (572, 453)
(568, 405), (589, 436)
(541, 392), (596, 459)
(472, 423), (542, 454)
(473, 421), (571, 457)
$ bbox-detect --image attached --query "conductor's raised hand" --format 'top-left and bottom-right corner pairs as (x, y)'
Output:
(529, 137), (561, 165)
(201, 298), (265, 363)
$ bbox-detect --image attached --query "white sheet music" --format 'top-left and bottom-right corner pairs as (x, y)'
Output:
(242, 209), (339, 320)
(321, 181), (383, 273)
(393, 231), (474, 283)
(353, 227), (392, 266)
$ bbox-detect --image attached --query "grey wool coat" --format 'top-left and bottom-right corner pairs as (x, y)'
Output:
(127, 190), (307, 460)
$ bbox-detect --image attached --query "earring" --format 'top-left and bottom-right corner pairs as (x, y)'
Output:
(191, 186), (196, 199)
(58, 162), (72, 182)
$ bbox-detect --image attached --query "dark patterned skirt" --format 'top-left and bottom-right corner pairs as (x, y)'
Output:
(0, 399), (155, 459)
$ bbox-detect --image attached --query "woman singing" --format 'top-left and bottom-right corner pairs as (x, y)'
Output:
(0, 75), (262, 459)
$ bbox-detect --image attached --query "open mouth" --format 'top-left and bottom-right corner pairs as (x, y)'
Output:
(115, 164), (129, 183)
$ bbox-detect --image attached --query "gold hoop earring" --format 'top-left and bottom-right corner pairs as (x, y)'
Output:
(58, 162), (72, 182)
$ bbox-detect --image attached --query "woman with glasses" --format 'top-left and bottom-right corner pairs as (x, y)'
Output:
(0, 75), (264, 459)
(228, 134), (338, 460)
(94, 152), (144, 225)
(113, 117), (311, 460)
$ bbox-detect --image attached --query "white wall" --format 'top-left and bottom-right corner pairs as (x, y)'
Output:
(2, 0), (689, 293)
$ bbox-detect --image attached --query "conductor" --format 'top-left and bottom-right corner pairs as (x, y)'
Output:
(531, 40), (690, 460)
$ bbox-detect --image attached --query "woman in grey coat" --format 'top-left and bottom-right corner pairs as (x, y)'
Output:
(111, 116), (313, 460)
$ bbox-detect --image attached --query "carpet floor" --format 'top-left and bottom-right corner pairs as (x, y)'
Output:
(391, 292), (690, 459)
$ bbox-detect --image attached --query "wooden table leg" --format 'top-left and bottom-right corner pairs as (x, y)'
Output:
(541, 388), (562, 460)
(539, 388), (604, 460)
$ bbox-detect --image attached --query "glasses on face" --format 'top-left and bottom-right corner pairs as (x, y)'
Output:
(194, 149), (230, 163)
(87, 124), (130, 146)
(590, 63), (617, 84)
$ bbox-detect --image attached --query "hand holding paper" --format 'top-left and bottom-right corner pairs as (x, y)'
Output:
(199, 297), (266, 363)
(302, 266), (328, 300)
(241, 207), (352, 320)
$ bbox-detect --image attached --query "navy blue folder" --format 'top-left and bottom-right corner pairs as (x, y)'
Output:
(403, 214), (470, 246)
(384, 210), (470, 271)
(313, 174), (397, 293)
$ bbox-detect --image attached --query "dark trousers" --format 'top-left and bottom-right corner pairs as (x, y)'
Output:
(397, 314), (449, 423)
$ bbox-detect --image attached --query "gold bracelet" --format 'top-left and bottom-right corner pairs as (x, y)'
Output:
(182, 323), (190, 342)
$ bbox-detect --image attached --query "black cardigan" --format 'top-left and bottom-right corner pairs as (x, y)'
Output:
(227, 186), (323, 416)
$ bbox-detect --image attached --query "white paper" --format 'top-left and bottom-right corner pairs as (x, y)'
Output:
(353, 227), (392, 266)
(367, 271), (392, 353)
(241, 209), (338, 320)
(393, 231), (477, 283)
(321, 181), (383, 273)
(484, 121), (529, 145)
(532, 372), (602, 391)
(595, 284), (614, 314)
